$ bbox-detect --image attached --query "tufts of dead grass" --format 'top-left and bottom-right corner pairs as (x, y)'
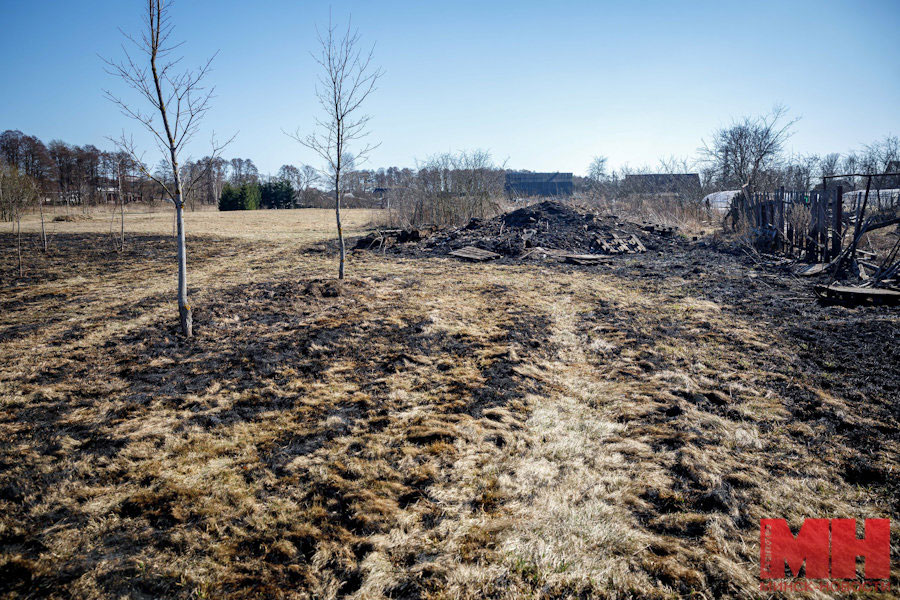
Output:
(1, 209), (898, 598)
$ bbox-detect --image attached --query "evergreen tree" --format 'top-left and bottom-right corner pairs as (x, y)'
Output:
(260, 180), (293, 209)
(240, 182), (260, 210)
(218, 183), (240, 211)
(219, 182), (261, 210)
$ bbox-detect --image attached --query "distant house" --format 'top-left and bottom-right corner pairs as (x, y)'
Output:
(624, 174), (701, 196)
(505, 172), (573, 197)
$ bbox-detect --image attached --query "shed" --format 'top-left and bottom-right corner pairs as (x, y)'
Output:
(505, 172), (573, 197)
(624, 174), (701, 196)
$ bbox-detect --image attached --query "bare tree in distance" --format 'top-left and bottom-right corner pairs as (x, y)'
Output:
(820, 153), (842, 179)
(103, 0), (232, 337)
(700, 105), (798, 199)
(110, 151), (135, 251)
(385, 150), (504, 227)
(301, 165), (319, 191)
(585, 155), (609, 202)
(862, 135), (899, 175)
(278, 164), (320, 207)
(289, 14), (383, 280)
(588, 156), (608, 182)
(0, 162), (38, 277)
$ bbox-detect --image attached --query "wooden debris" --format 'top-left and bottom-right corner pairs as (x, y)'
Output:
(796, 263), (829, 277)
(591, 233), (647, 255)
(396, 229), (422, 243)
(520, 247), (567, 260)
(448, 246), (501, 262)
(629, 234), (647, 253)
(563, 254), (611, 265)
(814, 284), (900, 306)
(353, 228), (427, 250)
(641, 222), (676, 236)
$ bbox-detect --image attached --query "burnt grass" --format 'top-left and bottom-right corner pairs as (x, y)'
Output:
(607, 244), (900, 489)
(0, 232), (555, 598)
(1, 222), (899, 598)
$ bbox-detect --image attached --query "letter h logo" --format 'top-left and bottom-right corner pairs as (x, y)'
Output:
(760, 518), (890, 580)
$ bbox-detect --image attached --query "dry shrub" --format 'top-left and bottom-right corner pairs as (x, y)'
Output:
(378, 150), (507, 228)
(587, 193), (714, 235)
(786, 203), (811, 238)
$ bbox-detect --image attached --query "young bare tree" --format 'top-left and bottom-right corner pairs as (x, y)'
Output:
(289, 15), (383, 279)
(104, 0), (229, 336)
(111, 151), (136, 251)
(0, 162), (38, 277)
(585, 155), (609, 202)
(701, 105), (798, 198)
(37, 190), (47, 253)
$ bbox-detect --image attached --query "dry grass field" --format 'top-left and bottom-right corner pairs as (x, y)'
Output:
(1, 207), (898, 599)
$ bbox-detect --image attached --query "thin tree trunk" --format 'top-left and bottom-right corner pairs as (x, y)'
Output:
(39, 198), (47, 252)
(335, 181), (344, 280)
(175, 192), (192, 337)
(120, 194), (125, 249)
(17, 212), (23, 278)
(118, 166), (125, 250)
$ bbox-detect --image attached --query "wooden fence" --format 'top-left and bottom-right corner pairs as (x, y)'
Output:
(743, 182), (900, 263)
(743, 186), (845, 262)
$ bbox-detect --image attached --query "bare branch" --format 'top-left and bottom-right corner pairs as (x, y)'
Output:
(286, 11), (382, 279)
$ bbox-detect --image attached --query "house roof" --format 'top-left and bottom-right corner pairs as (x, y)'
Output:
(506, 172), (573, 184)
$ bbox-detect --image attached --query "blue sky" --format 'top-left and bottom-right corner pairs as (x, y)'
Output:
(2, 0), (898, 176)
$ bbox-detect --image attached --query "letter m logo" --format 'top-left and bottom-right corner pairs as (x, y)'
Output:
(760, 519), (829, 579)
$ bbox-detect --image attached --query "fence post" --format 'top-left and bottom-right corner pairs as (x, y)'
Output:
(824, 188), (831, 261)
(814, 193), (820, 262)
(805, 193), (812, 260)
(818, 193), (827, 262)
(778, 187), (785, 253)
(832, 185), (842, 259)
(753, 193), (759, 226)
(784, 189), (793, 256)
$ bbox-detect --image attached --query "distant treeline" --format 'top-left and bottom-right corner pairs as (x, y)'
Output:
(0, 129), (327, 211)
(4, 126), (898, 225)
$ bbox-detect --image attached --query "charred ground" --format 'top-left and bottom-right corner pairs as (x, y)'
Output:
(1, 207), (898, 599)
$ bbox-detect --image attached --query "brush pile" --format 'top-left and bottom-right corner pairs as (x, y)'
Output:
(355, 201), (682, 260)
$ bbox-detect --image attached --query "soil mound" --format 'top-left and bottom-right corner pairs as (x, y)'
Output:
(356, 201), (681, 260)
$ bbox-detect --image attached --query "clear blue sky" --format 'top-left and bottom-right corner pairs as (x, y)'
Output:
(2, 0), (898, 176)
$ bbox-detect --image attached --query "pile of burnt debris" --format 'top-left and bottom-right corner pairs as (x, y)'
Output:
(354, 201), (682, 263)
